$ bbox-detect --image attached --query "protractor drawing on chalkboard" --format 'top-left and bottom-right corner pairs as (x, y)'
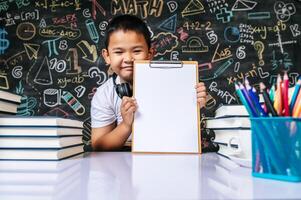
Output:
(182, 36), (208, 53)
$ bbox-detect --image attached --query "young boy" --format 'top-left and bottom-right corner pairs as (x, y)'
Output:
(91, 15), (207, 151)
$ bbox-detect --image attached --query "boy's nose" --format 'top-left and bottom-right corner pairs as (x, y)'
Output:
(124, 53), (134, 62)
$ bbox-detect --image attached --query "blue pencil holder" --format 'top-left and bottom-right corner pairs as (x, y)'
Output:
(250, 117), (301, 182)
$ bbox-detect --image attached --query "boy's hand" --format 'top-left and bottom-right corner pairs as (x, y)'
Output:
(195, 82), (207, 108)
(120, 97), (138, 128)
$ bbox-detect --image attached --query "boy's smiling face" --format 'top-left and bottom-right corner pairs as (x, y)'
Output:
(102, 30), (154, 83)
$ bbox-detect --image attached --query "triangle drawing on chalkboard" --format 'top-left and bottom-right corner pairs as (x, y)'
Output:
(24, 43), (40, 60)
(232, 0), (257, 11)
(158, 14), (177, 33)
(34, 57), (53, 85)
(211, 43), (232, 63)
(181, 0), (205, 17)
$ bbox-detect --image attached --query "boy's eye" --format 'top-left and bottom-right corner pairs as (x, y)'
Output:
(114, 51), (122, 54)
(134, 49), (142, 53)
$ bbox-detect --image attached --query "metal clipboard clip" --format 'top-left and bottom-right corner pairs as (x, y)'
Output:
(149, 61), (183, 68)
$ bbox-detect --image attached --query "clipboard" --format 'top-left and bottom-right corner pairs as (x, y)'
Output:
(132, 60), (201, 154)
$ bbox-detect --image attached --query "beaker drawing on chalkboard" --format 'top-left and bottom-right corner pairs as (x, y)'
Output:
(43, 88), (61, 107)
(34, 57), (53, 85)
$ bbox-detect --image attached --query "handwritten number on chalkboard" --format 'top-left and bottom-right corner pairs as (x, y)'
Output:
(65, 48), (82, 74)
(195, 22), (201, 30)
(205, 21), (212, 30)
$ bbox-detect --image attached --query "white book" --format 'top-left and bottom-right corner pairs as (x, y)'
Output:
(215, 105), (248, 118)
(0, 172), (81, 200)
(0, 136), (83, 148)
(0, 166), (82, 200)
(0, 154), (83, 172)
(0, 100), (19, 114)
(0, 127), (83, 137)
(217, 144), (239, 157)
(0, 144), (84, 160)
(0, 90), (22, 103)
(206, 117), (250, 129)
(0, 162), (81, 184)
(0, 116), (83, 128)
(213, 129), (251, 146)
(0, 173), (80, 194)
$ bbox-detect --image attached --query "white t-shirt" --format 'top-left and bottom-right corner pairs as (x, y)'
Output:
(91, 76), (132, 142)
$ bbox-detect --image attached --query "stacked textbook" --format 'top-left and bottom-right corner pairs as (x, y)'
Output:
(0, 117), (84, 160)
(0, 157), (83, 199)
(205, 105), (251, 160)
(0, 90), (22, 115)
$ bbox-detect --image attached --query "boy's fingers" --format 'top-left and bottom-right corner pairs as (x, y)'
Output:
(197, 91), (207, 98)
(197, 96), (206, 108)
(121, 97), (136, 106)
(195, 82), (205, 88)
(196, 86), (206, 93)
(122, 100), (137, 113)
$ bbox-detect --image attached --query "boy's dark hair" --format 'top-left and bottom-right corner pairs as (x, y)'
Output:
(104, 14), (151, 49)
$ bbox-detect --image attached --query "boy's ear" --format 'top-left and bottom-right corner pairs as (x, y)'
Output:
(148, 47), (155, 59)
(101, 49), (111, 65)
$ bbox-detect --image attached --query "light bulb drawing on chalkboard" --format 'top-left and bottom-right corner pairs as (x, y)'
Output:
(34, 57), (53, 85)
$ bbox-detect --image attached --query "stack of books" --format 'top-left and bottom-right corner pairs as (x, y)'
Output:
(205, 105), (251, 162)
(0, 157), (83, 199)
(0, 117), (84, 160)
(0, 90), (22, 115)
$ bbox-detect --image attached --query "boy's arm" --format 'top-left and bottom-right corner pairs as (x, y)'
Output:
(91, 96), (137, 151)
(91, 122), (132, 151)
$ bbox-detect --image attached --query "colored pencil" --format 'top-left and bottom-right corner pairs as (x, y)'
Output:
(274, 74), (283, 116)
(282, 72), (290, 116)
(235, 83), (255, 117)
(260, 82), (278, 117)
(239, 83), (258, 117)
(292, 90), (301, 117)
(290, 77), (301, 113)
(245, 79), (267, 116)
